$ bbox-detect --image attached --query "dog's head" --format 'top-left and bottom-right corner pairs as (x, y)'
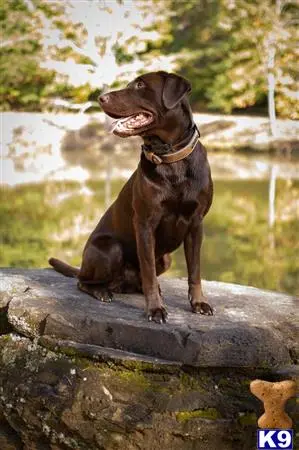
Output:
(99, 71), (192, 139)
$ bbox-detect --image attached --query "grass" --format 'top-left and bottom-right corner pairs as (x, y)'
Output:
(1, 178), (298, 295)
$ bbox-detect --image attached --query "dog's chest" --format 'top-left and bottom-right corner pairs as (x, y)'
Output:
(145, 157), (210, 239)
(161, 168), (203, 217)
(162, 188), (199, 219)
(159, 179), (201, 232)
(155, 191), (198, 254)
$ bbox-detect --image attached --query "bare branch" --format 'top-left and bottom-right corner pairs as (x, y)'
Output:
(67, 41), (97, 65)
(82, 31), (101, 64)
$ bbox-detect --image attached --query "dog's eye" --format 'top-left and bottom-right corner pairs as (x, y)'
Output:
(135, 80), (145, 89)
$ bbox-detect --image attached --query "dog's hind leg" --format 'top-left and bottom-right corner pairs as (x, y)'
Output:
(78, 236), (124, 301)
(156, 253), (172, 276)
(154, 253), (172, 301)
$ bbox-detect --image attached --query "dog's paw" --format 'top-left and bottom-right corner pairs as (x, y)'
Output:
(191, 301), (214, 315)
(77, 282), (113, 303)
(94, 288), (113, 303)
(148, 306), (168, 324)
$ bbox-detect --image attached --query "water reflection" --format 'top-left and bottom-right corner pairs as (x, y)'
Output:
(2, 113), (299, 296)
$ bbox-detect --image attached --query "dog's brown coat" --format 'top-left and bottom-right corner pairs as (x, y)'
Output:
(49, 71), (213, 323)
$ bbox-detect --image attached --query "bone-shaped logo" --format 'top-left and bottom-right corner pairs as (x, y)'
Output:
(250, 379), (297, 429)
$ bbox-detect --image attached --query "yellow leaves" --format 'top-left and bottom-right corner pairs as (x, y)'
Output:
(231, 80), (246, 91)
(276, 94), (299, 119)
(233, 91), (257, 108)
(201, 28), (212, 42)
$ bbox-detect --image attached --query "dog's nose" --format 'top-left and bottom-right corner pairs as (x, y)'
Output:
(98, 94), (110, 104)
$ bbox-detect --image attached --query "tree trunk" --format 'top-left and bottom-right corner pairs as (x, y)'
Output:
(268, 164), (278, 250)
(268, 164), (277, 229)
(267, 42), (277, 137)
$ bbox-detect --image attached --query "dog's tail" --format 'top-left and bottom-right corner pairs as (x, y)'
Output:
(48, 257), (80, 278)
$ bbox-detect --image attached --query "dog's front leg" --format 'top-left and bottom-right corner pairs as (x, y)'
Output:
(184, 220), (213, 315)
(134, 218), (167, 323)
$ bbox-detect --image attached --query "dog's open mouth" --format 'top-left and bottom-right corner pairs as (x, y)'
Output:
(109, 112), (154, 135)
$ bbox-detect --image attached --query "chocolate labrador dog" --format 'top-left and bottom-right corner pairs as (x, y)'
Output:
(49, 71), (213, 323)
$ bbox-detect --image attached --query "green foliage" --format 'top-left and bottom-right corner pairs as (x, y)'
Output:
(128, 0), (298, 117)
(0, 0), (298, 115)
(136, 0), (233, 111)
(0, 0), (86, 110)
(1, 2), (46, 109)
(218, 0), (299, 118)
(113, 43), (135, 64)
(0, 0), (56, 110)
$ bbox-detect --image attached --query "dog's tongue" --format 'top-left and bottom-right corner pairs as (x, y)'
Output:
(105, 113), (150, 133)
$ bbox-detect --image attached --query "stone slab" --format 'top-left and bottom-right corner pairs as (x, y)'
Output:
(1, 268), (298, 368)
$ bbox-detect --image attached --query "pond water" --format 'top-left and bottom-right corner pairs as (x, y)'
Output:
(1, 113), (299, 296)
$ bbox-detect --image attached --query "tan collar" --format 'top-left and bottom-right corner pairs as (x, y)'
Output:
(143, 128), (200, 165)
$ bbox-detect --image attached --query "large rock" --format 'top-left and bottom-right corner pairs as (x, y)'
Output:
(0, 268), (298, 450)
(1, 268), (298, 368)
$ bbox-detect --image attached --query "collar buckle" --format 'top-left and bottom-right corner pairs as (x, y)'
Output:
(147, 152), (163, 165)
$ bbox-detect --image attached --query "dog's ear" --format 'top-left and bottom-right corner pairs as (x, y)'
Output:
(162, 73), (191, 109)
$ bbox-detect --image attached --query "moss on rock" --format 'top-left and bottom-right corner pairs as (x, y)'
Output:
(238, 412), (258, 426)
(176, 408), (222, 422)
